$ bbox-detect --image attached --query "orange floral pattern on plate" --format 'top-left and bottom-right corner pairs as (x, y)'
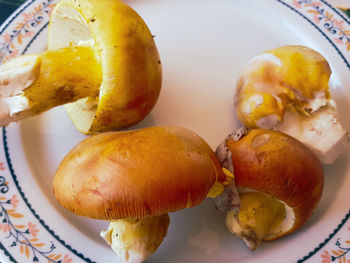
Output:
(293, 0), (350, 51)
(0, 0), (56, 64)
(0, 1), (76, 262)
(0, 163), (72, 263)
(320, 227), (350, 263)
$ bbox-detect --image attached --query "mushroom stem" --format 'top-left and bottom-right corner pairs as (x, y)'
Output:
(225, 192), (286, 250)
(0, 46), (100, 126)
(100, 214), (170, 263)
(276, 103), (349, 164)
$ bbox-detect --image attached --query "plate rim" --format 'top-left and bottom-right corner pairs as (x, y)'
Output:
(0, 0), (350, 262)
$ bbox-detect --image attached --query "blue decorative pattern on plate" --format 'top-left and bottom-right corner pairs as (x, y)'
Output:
(0, 0), (349, 262)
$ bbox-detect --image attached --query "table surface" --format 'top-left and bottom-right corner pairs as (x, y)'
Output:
(0, 0), (27, 25)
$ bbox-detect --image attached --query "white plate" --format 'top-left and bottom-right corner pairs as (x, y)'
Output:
(0, 0), (350, 262)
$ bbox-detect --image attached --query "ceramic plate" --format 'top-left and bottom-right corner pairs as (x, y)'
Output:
(0, 0), (350, 262)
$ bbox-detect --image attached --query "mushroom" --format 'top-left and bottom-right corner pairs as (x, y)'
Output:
(215, 128), (324, 250)
(0, 0), (161, 134)
(53, 126), (226, 263)
(234, 45), (349, 163)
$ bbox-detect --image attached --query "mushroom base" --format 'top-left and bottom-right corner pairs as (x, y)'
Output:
(100, 214), (170, 263)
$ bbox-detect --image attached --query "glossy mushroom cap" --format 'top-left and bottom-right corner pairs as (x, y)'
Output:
(53, 126), (225, 220)
(226, 128), (324, 238)
(235, 45), (331, 128)
(48, 0), (162, 133)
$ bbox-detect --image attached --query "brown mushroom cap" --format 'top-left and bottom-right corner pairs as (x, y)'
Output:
(226, 129), (324, 237)
(53, 126), (224, 220)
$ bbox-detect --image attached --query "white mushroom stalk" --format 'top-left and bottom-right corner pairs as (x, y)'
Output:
(101, 215), (170, 263)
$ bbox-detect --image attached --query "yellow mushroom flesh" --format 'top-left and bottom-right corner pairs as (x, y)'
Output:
(226, 190), (294, 250)
(235, 46), (331, 128)
(0, 46), (100, 126)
